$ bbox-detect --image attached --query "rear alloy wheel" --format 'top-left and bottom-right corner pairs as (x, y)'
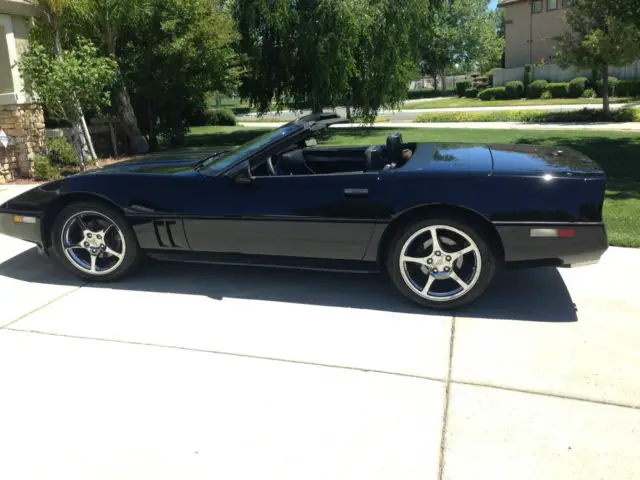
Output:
(52, 202), (141, 281)
(387, 218), (497, 310)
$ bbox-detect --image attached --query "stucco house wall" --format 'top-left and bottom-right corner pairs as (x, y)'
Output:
(0, 0), (45, 184)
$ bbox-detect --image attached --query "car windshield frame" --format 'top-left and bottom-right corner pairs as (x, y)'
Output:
(199, 121), (304, 174)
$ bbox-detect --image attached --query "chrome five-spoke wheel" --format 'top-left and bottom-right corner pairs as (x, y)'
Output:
(399, 225), (481, 303)
(61, 211), (126, 275)
(388, 218), (497, 310)
(52, 201), (140, 281)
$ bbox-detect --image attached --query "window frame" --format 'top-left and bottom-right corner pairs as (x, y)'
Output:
(532, 0), (543, 14)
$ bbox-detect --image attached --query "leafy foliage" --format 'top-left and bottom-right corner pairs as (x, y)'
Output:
(597, 77), (618, 97)
(547, 82), (570, 98)
(568, 77), (589, 98)
(478, 87), (507, 101)
(18, 39), (117, 124)
(615, 80), (640, 97)
(527, 80), (549, 99)
(33, 155), (61, 181)
(46, 137), (80, 167)
(555, 0), (640, 114)
(407, 88), (456, 100)
(118, 0), (241, 147)
(415, 107), (637, 123)
(465, 88), (478, 98)
(540, 90), (553, 100)
(505, 81), (524, 99)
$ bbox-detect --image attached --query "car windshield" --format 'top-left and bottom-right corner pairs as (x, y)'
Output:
(199, 122), (303, 172)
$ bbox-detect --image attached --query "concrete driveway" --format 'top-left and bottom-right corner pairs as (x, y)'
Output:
(1, 187), (639, 479)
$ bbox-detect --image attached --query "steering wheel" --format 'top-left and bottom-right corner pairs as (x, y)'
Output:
(266, 155), (278, 176)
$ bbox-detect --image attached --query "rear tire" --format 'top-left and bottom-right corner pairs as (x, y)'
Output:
(387, 217), (497, 310)
(51, 201), (142, 282)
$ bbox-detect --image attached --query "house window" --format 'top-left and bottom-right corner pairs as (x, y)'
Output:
(548, 0), (558, 10)
(532, 0), (543, 13)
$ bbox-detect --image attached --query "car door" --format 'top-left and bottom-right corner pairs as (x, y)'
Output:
(231, 170), (386, 260)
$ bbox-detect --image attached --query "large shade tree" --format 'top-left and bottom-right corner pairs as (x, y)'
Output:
(555, 0), (640, 115)
(232, 0), (435, 118)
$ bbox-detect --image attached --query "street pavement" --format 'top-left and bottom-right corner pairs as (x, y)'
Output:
(1, 185), (639, 479)
(238, 102), (636, 123)
(239, 121), (640, 131)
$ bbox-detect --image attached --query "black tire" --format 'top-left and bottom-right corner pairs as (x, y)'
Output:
(386, 217), (497, 310)
(51, 201), (142, 282)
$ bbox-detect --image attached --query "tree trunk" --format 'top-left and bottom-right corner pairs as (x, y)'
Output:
(79, 112), (97, 161)
(216, 94), (222, 109)
(432, 74), (438, 90)
(115, 86), (149, 154)
(602, 66), (610, 117)
(70, 122), (87, 170)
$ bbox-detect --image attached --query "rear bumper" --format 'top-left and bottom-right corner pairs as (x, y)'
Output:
(496, 222), (608, 268)
(0, 212), (43, 245)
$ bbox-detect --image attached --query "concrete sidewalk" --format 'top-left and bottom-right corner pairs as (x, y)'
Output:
(239, 121), (640, 131)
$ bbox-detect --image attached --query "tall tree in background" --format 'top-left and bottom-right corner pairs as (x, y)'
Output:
(419, 0), (504, 87)
(70, 0), (150, 154)
(555, 0), (640, 115)
(119, 0), (240, 147)
(233, 0), (433, 118)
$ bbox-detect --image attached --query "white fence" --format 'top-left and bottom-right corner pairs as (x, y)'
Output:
(493, 60), (640, 86)
(410, 74), (470, 90)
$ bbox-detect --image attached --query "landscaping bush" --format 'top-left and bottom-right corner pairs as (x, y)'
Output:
(486, 68), (502, 87)
(596, 76), (618, 97)
(456, 81), (471, 97)
(523, 64), (533, 94)
(615, 80), (640, 97)
(46, 137), (80, 168)
(527, 79), (549, 99)
(465, 88), (478, 98)
(207, 109), (237, 126)
(414, 107), (636, 124)
(568, 77), (589, 98)
(541, 90), (553, 100)
(478, 87), (507, 101)
(582, 88), (597, 99)
(505, 81), (524, 99)
(33, 155), (61, 181)
(547, 82), (570, 98)
(407, 88), (456, 100)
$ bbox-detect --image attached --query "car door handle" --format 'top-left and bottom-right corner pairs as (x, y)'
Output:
(344, 188), (368, 198)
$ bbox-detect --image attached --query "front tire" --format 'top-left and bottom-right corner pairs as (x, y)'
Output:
(51, 201), (141, 282)
(387, 217), (497, 310)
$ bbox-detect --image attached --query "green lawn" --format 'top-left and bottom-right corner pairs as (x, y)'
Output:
(405, 96), (639, 110)
(183, 125), (640, 247)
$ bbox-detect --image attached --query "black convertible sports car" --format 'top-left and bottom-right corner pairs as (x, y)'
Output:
(0, 113), (608, 309)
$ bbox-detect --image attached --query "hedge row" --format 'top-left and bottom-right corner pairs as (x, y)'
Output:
(415, 107), (639, 123)
(407, 88), (456, 100)
(479, 77), (640, 101)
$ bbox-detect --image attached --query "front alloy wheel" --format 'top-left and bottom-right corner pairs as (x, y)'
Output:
(52, 201), (141, 281)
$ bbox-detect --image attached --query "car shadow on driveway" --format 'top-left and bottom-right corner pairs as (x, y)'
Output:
(0, 248), (577, 322)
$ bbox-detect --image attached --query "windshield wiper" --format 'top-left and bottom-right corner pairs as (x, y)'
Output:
(193, 149), (231, 171)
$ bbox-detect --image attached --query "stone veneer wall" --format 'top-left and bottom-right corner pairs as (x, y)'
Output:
(0, 103), (45, 184)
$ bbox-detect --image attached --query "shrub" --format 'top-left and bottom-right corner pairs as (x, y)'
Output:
(505, 81), (525, 99)
(46, 137), (79, 168)
(614, 80), (640, 97)
(478, 87), (507, 101)
(465, 88), (478, 98)
(33, 155), (61, 181)
(486, 68), (502, 87)
(540, 90), (553, 100)
(527, 79), (549, 99)
(456, 81), (471, 97)
(523, 64), (533, 93)
(207, 109), (237, 126)
(568, 77), (589, 98)
(582, 88), (597, 99)
(407, 88), (456, 100)
(596, 76), (618, 97)
(414, 107), (635, 124)
(547, 82), (570, 98)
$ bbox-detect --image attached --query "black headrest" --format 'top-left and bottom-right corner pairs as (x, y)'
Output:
(364, 146), (385, 172)
(386, 133), (403, 161)
(279, 149), (308, 175)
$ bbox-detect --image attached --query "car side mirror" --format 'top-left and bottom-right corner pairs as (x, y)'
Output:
(234, 163), (254, 184)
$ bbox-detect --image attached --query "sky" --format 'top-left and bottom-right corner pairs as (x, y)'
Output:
(489, 0), (498, 9)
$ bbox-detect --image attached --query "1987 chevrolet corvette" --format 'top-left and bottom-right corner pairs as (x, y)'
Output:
(0, 113), (608, 309)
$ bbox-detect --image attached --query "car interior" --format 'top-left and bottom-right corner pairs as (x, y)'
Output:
(252, 132), (417, 177)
